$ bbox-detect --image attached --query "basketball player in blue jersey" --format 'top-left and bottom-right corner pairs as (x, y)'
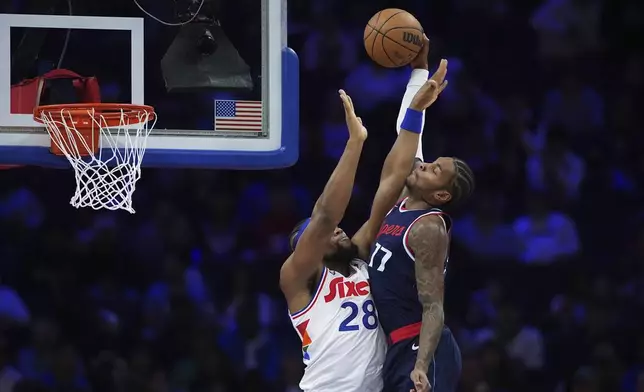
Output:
(369, 110), (475, 390)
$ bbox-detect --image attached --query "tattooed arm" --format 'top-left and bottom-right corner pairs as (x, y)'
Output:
(407, 214), (449, 374)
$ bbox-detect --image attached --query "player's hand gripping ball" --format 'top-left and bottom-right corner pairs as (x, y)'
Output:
(410, 34), (430, 71)
(339, 90), (367, 142)
(364, 8), (424, 68)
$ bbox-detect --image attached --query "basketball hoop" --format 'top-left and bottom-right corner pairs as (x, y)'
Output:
(34, 103), (157, 213)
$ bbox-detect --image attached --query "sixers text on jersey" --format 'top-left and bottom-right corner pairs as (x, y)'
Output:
(323, 276), (370, 302)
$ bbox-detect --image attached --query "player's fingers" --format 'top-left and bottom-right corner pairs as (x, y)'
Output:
(438, 80), (449, 94)
(347, 94), (355, 112)
(436, 60), (448, 82)
(425, 80), (438, 94)
(338, 89), (351, 112)
(431, 59), (448, 83)
(420, 79), (435, 93)
(356, 117), (363, 125)
(420, 34), (430, 55)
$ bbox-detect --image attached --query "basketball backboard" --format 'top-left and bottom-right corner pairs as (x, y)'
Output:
(0, 0), (299, 169)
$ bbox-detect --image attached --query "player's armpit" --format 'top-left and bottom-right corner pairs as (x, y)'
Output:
(408, 215), (449, 372)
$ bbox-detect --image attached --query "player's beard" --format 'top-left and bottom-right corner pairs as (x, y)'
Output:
(323, 242), (359, 269)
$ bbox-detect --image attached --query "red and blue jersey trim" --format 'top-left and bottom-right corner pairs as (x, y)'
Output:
(290, 267), (329, 319)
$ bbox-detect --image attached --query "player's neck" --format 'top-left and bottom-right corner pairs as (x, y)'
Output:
(404, 196), (432, 211)
(325, 262), (352, 277)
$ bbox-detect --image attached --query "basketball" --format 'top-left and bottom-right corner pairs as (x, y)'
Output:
(364, 9), (424, 68)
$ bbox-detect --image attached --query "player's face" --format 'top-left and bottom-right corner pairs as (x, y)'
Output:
(328, 227), (352, 253)
(323, 227), (356, 266)
(406, 157), (456, 204)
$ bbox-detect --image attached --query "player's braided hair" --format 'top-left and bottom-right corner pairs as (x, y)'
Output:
(289, 218), (310, 252)
(446, 157), (475, 207)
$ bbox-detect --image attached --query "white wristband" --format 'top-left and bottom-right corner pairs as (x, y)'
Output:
(408, 69), (429, 88)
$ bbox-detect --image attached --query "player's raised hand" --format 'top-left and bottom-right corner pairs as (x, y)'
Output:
(339, 89), (367, 142)
(409, 59), (448, 111)
(410, 34), (430, 70)
(410, 368), (431, 392)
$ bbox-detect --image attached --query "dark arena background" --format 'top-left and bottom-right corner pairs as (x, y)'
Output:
(1, 0), (644, 391)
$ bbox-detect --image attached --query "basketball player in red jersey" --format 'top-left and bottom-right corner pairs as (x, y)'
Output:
(281, 36), (452, 392)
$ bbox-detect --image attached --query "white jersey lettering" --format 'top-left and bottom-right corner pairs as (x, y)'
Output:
(289, 259), (386, 392)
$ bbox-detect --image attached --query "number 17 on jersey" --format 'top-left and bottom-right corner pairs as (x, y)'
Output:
(369, 242), (392, 272)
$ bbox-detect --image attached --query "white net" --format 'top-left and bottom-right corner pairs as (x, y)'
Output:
(37, 106), (156, 214)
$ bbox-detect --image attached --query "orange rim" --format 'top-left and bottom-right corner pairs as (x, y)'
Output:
(34, 103), (156, 128)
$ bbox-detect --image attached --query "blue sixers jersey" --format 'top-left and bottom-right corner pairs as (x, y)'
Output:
(368, 197), (451, 336)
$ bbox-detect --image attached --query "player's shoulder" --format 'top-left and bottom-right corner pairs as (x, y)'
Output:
(416, 207), (451, 231)
(409, 213), (449, 238)
(351, 258), (368, 269)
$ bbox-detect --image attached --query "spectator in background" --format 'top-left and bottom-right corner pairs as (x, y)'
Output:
(219, 268), (280, 383)
(40, 344), (88, 392)
(142, 255), (211, 340)
(458, 280), (504, 354)
(531, 0), (602, 68)
(439, 61), (501, 145)
(121, 346), (153, 392)
(453, 189), (519, 262)
(0, 186), (44, 231)
(545, 294), (588, 383)
(590, 342), (623, 391)
(277, 354), (304, 392)
(0, 334), (22, 392)
(302, 16), (358, 76)
(495, 303), (545, 373)
(477, 340), (519, 391)
(0, 277), (30, 326)
(464, 301), (545, 375)
(17, 318), (59, 382)
(542, 74), (604, 136)
(202, 191), (239, 264)
(513, 194), (580, 264)
(343, 59), (410, 113)
(621, 337), (644, 392)
(255, 186), (299, 256)
(560, 367), (599, 392)
(526, 128), (586, 202)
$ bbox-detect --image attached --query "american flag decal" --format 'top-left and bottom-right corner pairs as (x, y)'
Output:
(214, 100), (263, 132)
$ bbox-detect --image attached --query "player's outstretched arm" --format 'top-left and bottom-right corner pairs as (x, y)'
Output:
(280, 90), (367, 300)
(408, 215), (449, 392)
(352, 45), (448, 259)
(379, 37), (436, 184)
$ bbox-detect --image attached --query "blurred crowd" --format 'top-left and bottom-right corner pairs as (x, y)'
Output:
(2, 0), (644, 391)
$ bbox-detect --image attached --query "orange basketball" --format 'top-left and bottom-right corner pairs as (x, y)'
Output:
(364, 9), (424, 68)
